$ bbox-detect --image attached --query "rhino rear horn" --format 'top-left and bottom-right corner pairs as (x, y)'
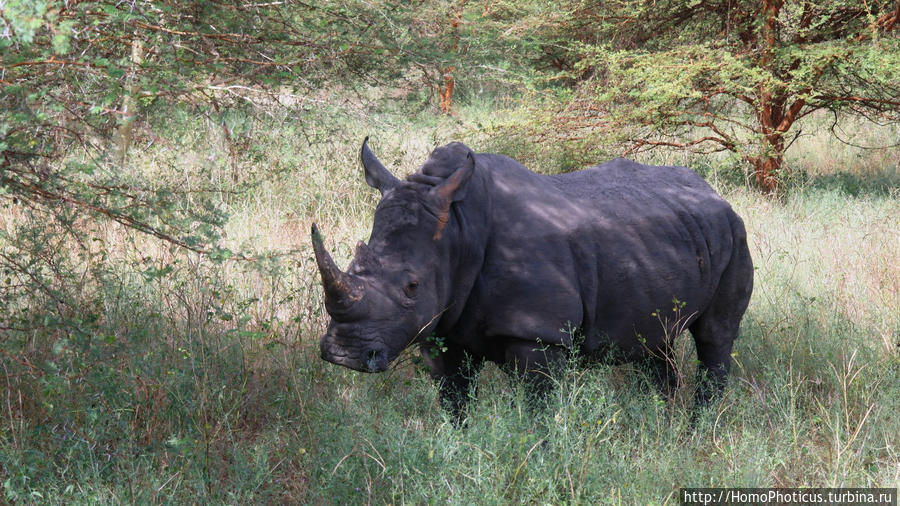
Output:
(354, 240), (382, 273)
(361, 137), (400, 195)
(311, 224), (363, 308)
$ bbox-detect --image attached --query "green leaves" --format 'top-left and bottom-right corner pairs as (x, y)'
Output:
(51, 20), (75, 54)
(511, 0), (900, 189)
(2, 0), (49, 45)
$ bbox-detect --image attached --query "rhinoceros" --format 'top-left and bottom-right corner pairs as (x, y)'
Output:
(312, 139), (753, 420)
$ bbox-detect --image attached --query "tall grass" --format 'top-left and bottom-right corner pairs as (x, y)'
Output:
(1, 97), (897, 503)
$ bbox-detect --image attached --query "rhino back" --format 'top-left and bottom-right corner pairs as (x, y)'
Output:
(463, 156), (743, 359)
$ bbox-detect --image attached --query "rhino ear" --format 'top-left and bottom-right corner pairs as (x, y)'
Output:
(361, 137), (399, 195)
(428, 152), (475, 240)
(431, 151), (475, 204)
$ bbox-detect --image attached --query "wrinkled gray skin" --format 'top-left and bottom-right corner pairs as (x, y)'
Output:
(314, 139), (753, 421)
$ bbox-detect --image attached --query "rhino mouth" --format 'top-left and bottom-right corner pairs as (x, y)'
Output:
(320, 341), (391, 373)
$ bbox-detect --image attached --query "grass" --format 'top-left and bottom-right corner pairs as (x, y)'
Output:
(1, 95), (898, 504)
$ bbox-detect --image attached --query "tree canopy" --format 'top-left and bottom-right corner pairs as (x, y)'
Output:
(536, 0), (900, 191)
(2, 0), (898, 213)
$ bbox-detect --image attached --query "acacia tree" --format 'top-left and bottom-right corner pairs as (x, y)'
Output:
(0, 0), (389, 333)
(544, 0), (900, 191)
(0, 0), (532, 335)
(368, 0), (533, 115)
(1, 0), (380, 178)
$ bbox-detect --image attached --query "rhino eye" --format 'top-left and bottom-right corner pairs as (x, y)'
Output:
(403, 280), (419, 298)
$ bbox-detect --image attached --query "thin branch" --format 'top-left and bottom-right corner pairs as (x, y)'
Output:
(1, 58), (99, 70)
(829, 110), (900, 149)
(814, 95), (900, 107)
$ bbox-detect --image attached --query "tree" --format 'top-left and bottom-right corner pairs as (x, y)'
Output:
(541, 0), (900, 191)
(0, 0), (536, 335)
(0, 0), (381, 333)
(360, 0), (533, 115)
(1, 0), (378, 176)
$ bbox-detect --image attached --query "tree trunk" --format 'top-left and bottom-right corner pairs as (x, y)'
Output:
(750, 136), (784, 193)
(436, 1), (464, 115)
(748, 0), (787, 193)
(752, 87), (804, 193)
(438, 66), (455, 115)
(114, 36), (143, 165)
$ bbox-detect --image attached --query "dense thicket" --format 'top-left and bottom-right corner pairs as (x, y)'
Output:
(4, 1), (897, 195)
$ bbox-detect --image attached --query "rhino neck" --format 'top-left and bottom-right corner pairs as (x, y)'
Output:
(434, 167), (492, 335)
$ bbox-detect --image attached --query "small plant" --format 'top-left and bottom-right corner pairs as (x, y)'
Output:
(425, 334), (448, 358)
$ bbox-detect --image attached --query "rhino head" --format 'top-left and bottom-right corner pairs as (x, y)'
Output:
(313, 138), (474, 372)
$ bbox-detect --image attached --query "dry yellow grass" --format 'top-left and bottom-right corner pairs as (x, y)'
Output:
(1, 102), (897, 503)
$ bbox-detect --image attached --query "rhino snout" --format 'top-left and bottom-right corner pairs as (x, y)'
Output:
(365, 349), (386, 372)
(320, 334), (390, 373)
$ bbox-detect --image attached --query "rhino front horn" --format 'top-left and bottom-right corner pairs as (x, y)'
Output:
(311, 224), (363, 309)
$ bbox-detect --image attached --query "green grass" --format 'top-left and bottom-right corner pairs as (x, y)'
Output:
(1, 97), (898, 504)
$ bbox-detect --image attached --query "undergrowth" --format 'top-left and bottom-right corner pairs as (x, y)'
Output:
(1, 98), (897, 504)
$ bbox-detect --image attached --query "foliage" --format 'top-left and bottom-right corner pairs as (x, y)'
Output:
(1, 0), (368, 157)
(525, 0), (900, 191)
(321, 0), (546, 112)
(0, 0), (411, 337)
(1, 1), (898, 503)
(1, 91), (898, 503)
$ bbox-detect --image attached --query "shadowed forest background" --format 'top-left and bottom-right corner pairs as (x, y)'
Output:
(1, 1), (898, 503)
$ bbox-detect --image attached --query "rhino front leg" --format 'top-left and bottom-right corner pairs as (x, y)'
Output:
(419, 341), (484, 425)
(503, 339), (567, 410)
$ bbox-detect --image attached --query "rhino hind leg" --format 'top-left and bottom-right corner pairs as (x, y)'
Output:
(689, 237), (753, 407)
(689, 320), (736, 407)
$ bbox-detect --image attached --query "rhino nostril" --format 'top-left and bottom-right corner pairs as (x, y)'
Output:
(366, 349), (380, 371)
